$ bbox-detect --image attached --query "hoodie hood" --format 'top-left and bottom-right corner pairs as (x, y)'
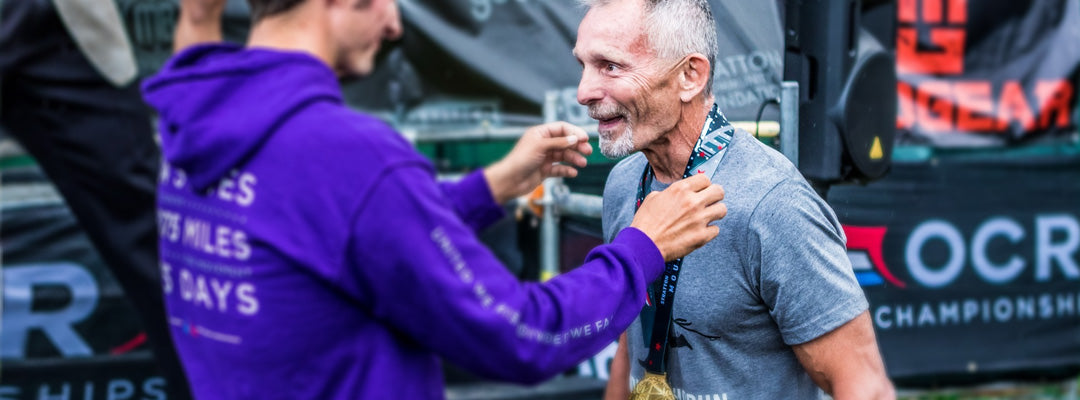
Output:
(143, 44), (343, 190)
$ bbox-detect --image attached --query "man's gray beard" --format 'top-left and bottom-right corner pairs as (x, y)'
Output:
(599, 125), (635, 159)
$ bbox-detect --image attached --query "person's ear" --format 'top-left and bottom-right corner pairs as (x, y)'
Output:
(678, 54), (710, 102)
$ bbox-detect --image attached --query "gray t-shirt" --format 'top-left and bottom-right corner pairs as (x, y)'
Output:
(603, 129), (868, 399)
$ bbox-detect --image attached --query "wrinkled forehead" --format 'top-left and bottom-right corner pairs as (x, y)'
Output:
(573, 2), (652, 61)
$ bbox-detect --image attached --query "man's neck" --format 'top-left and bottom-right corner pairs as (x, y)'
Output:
(247, 6), (336, 72)
(641, 99), (712, 184)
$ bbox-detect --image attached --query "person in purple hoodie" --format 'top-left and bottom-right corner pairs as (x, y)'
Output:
(142, 0), (728, 398)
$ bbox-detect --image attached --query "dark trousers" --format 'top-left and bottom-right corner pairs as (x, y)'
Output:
(1, 1), (192, 398)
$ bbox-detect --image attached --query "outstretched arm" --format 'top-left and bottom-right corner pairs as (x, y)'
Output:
(348, 165), (723, 383)
(350, 163), (662, 384)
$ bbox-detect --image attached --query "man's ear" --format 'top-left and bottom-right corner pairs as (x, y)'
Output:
(678, 54), (711, 103)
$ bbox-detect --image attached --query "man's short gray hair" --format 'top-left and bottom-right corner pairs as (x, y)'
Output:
(580, 0), (718, 96)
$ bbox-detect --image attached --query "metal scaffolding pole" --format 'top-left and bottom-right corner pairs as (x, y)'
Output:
(539, 177), (561, 281)
(539, 91), (562, 281)
(780, 81), (800, 167)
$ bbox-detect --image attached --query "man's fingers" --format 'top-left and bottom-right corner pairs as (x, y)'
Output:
(704, 225), (721, 241)
(705, 201), (728, 223)
(551, 149), (566, 163)
(678, 174), (712, 192)
(699, 184), (725, 203)
(548, 164), (579, 178)
(562, 149), (589, 168)
(535, 134), (581, 153)
(536, 121), (588, 140)
(575, 139), (594, 157)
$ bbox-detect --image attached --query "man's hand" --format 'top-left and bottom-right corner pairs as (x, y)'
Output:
(631, 174), (726, 261)
(483, 122), (593, 204)
(174, 0), (227, 53)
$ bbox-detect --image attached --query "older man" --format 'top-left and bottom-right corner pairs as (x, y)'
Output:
(574, 0), (895, 398)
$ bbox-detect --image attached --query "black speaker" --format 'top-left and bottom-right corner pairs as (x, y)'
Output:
(783, 0), (896, 186)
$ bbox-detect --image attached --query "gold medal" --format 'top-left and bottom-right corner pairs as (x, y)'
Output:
(629, 372), (676, 400)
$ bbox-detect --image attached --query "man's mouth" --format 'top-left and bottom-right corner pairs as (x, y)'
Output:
(597, 116), (625, 130)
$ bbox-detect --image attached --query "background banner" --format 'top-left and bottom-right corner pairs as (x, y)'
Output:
(894, 0), (1080, 147)
(829, 153), (1080, 381)
(0, 166), (166, 398)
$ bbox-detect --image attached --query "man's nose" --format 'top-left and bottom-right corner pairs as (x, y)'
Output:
(577, 67), (603, 106)
(386, 2), (404, 40)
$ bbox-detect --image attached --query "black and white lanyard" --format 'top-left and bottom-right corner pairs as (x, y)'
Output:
(635, 103), (734, 373)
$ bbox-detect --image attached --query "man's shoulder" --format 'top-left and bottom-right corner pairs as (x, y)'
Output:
(292, 105), (399, 141)
(710, 128), (834, 232)
(720, 129), (808, 196)
(725, 129), (800, 179)
(606, 153), (648, 185)
(602, 153), (647, 206)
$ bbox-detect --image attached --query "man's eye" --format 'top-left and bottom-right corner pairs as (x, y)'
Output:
(605, 63), (618, 72)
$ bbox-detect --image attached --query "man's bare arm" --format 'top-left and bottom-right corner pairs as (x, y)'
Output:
(603, 332), (630, 400)
(792, 311), (894, 399)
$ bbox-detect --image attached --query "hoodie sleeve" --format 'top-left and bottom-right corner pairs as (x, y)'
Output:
(437, 170), (506, 233)
(347, 162), (664, 384)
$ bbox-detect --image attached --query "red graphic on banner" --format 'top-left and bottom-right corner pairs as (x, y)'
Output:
(895, 0), (1075, 137)
(843, 225), (907, 288)
(897, 0), (966, 75)
(109, 332), (148, 355)
(897, 80), (1074, 133)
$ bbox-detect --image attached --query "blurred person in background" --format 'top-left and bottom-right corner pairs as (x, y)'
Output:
(147, 0), (727, 398)
(575, 0), (895, 398)
(0, 0), (192, 397)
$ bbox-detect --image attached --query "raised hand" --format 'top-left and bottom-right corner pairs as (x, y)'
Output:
(483, 122), (593, 204)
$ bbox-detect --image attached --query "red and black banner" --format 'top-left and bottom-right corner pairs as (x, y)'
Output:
(895, 0), (1080, 147)
(830, 154), (1080, 381)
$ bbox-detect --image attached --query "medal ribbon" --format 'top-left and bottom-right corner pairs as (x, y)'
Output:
(634, 103), (733, 374)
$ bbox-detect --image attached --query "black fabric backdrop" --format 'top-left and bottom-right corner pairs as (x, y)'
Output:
(121, 0), (1080, 145)
(830, 153), (1080, 381)
(119, 0), (784, 127)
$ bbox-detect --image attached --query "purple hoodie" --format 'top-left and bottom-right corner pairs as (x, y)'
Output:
(142, 44), (664, 399)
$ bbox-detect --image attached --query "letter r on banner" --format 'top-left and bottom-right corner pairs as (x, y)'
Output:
(2, 264), (99, 358)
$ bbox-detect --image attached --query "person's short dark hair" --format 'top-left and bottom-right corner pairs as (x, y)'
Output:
(247, 0), (373, 22)
(248, 0), (306, 22)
